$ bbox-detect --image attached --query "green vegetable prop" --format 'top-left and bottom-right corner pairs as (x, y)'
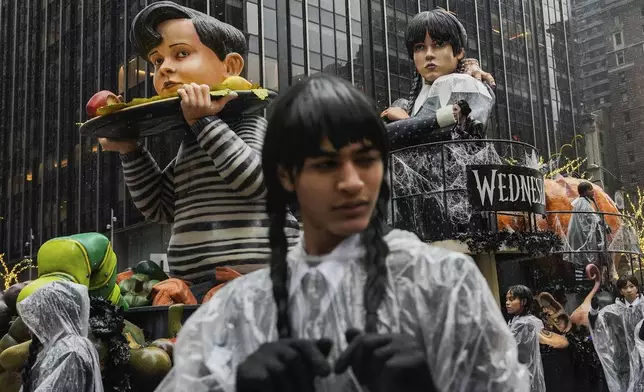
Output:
(132, 260), (169, 282)
(17, 233), (126, 309)
(119, 274), (160, 308)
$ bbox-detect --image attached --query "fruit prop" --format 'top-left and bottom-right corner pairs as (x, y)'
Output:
(150, 279), (197, 306)
(129, 346), (172, 392)
(129, 304), (184, 392)
(90, 76), (268, 117)
(0, 317), (30, 353)
(86, 90), (123, 119)
(17, 233), (126, 310)
(3, 281), (30, 315)
(131, 260), (170, 282)
(119, 274), (160, 308)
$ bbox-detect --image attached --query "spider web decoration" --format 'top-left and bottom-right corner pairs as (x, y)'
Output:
(390, 140), (540, 241)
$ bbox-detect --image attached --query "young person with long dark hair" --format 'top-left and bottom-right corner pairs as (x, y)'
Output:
(506, 285), (546, 392)
(156, 74), (527, 392)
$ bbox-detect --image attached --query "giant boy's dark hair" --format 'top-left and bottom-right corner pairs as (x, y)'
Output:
(405, 9), (467, 114)
(507, 285), (534, 316)
(21, 335), (41, 392)
(263, 74), (390, 337)
(131, 1), (247, 62)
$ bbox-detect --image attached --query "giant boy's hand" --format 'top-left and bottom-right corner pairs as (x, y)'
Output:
(236, 338), (333, 392)
(98, 138), (138, 154)
(179, 83), (238, 125)
(334, 329), (438, 392)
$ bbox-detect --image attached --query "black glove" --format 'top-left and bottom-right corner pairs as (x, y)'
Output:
(334, 329), (438, 392)
(236, 338), (333, 392)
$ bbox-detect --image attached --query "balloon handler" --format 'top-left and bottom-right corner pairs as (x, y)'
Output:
(86, 1), (300, 302)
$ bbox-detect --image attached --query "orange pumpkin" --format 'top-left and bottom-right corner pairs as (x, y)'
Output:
(497, 176), (621, 235)
(542, 176), (620, 236)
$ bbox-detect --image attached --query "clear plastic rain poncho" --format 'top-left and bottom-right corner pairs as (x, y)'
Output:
(508, 315), (546, 392)
(590, 297), (644, 392)
(565, 197), (606, 266)
(156, 229), (529, 392)
(17, 281), (103, 392)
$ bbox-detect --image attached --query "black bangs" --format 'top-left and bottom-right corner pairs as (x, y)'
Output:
(130, 1), (246, 62)
(264, 74), (388, 173)
(405, 10), (467, 58)
(263, 74), (388, 211)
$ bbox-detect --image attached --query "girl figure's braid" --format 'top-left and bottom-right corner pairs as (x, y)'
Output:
(268, 206), (292, 339)
(21, 335), (41, 392)
(406, 73), (424, 115)
(362, 197), (391, 333)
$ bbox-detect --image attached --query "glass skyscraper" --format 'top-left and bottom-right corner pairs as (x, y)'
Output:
(0, 0), (578, 266)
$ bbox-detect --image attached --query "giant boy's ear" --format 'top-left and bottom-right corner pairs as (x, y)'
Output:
(456, 48), (465, 61)
(224, 53), (245, 76)
(277, 166), (296, 192)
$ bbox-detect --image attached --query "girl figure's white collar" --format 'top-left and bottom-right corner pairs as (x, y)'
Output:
(287, 233), (364, 298)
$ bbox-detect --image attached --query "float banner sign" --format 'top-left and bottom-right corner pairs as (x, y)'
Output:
(466, 165), (545, 214)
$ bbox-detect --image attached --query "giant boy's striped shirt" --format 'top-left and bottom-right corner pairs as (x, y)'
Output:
(120, 114), (300, 282)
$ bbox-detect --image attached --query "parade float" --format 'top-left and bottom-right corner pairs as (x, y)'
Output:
(388, 107), (642, 390)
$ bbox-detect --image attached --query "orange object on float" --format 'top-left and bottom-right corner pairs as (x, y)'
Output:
(150, 278), (197, 306)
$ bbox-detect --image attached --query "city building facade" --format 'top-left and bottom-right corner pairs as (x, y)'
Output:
(571, 0), (644, 195)
(0, 0), (579, 266)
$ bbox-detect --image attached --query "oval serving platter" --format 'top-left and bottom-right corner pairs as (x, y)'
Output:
(80, 90), (277, 139)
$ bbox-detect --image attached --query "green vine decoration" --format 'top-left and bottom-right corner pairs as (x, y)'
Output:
(455, 230), (563, 257)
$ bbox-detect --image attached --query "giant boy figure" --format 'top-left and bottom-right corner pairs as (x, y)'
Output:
(99, 2), (300, 286)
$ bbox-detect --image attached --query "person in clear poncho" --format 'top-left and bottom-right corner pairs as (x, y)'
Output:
(591, 275), (644, 392)
(505, 285), (546, 392)
(18, 281), (103, 392)
(565, 182), (610, 267)
(155, 74), (529, 392)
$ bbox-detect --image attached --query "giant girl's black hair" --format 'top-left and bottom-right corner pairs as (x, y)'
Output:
(507, 285), (534, 316)
(263, 74), (390, 337)
(21, 335), (41, 392)
(130, 1), (247, 62)
(405, 10), (468, 114)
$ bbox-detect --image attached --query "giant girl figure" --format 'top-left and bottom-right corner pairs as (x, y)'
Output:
(382, 9), (495, 148)
(385, 9), (495, 240)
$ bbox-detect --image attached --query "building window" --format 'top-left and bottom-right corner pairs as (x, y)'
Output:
(627, 131), (633, 141)
(599, 133), (604, 146)
(614, 32), (623, 47)
(615, 16), (620, 25)
(600, 97), (605, 104)
(623, 93), (629, 102)
(620, 72), (626, 83)
(632, 173), (638, 184)
(625, 111), (631, 123)
(616, 51), (625, 65)
(629, 152), (635, 163)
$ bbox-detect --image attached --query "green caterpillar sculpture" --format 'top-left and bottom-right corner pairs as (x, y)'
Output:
(16, 233), (127, 309)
